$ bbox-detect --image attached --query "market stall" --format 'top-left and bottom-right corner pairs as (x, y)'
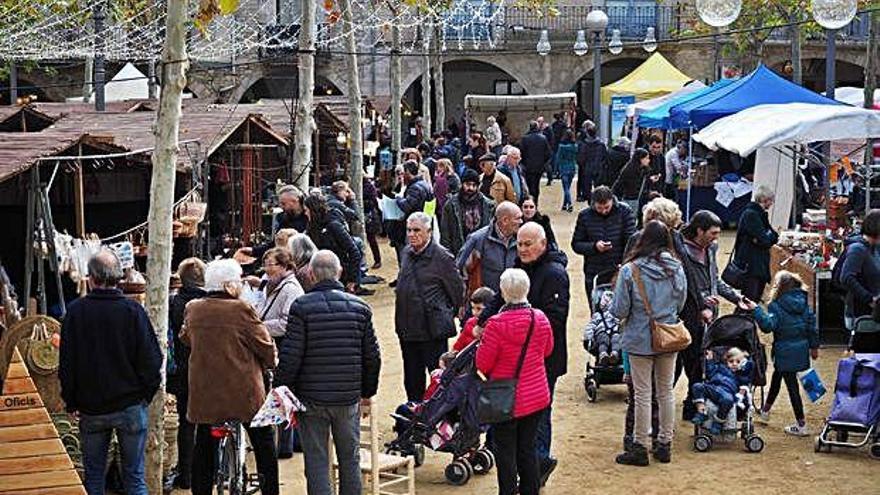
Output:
(464, 93), (577, 144)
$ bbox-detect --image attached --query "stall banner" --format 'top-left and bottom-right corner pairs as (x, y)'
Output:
(610, 96), (636, 144)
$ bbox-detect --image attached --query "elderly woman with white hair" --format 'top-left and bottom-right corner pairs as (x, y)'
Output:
(181, 259), (279, 495)
(733, 184), (780, 303)
(476, 268), (554, 495)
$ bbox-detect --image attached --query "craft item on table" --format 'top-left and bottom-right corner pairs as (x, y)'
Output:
(713, 178), (753, 208)
(109, 242), (135, 269)
(251, 386), (306, 428)
(380, 195), (405, 220)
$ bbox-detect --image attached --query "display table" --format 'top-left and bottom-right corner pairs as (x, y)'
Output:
(677, 186), (749, 226)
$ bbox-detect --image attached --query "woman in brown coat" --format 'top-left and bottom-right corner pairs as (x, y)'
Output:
(182, 259), (279, 495)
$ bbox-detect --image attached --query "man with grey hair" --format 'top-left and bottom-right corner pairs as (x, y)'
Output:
(396, 212), (464, 400)
(733, 185), (779, 303)
(59, 250), (162, 495)
(456, 201), (523, 294)
(476, 221), (570, 486)
(276, 250), (381, 495)
(240, 185), (308, 260)
(499, 145), (529, 204)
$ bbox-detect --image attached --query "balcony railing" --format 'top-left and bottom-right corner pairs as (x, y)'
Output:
(768, 11), (870, 42)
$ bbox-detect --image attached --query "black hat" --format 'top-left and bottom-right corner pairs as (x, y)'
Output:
(478, 152), (497, 164)
(461, 168), (480, 185)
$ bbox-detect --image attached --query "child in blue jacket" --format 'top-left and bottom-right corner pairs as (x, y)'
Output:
(691, 347), (753, 434)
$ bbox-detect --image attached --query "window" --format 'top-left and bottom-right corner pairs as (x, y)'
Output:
(494, 80), (526, 96)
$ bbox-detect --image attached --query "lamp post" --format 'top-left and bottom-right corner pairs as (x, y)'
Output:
(585, 10), (609, 133)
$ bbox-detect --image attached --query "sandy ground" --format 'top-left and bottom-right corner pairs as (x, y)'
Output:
(185, 183), (879, 494)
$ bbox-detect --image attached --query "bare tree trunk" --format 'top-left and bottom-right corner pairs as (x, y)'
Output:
(144, 0), (189, 492)
(390, 23), (402, 162)
(340, 0), (365, 237)
(432, 24), (445, 136)
(294, 0), (317, 190)
(866, 11), (878, 167)
(791, 16), (802, 85)
(420, 26), (432, 137)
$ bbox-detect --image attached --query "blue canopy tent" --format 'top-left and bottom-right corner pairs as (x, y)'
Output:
(637, 78), (737, 130)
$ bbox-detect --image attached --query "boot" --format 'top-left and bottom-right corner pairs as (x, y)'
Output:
(653, 442), (671, 463)
(615, 442), (649, 466)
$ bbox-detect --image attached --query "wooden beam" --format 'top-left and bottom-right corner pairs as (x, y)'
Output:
(73, 144), (85, 237)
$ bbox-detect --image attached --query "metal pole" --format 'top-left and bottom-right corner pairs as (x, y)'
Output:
(93, 4), (106, 111)
(592, 31), (602, 134)
(825, 29), (837, 100)
(147, 60), (158, 99)
(8, 61), (17, 105)
(712, 30), (720, 82)
(686, 128), (693, 222)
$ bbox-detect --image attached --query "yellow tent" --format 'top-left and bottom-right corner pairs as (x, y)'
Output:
(600, 53), (694, 104)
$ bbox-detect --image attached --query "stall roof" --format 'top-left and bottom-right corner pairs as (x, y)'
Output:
(0, 131), (88, 183)
(669, 64), (841, 129)
(626, 80), (706, 118)
(829, 87), (880, 108)
(30, 100), (156, 119)
(692, 103), (880, 157)
(638, 78), (736, 130)
(464, 93), (577, 111)
(600, 53), (694, 104)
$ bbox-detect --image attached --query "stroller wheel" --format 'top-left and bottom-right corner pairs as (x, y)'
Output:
(694, 435), (712, 453)
(869, 443), (880, 460)
(586, 380), (598, 403)
(414, 445), (426, 467)
(445, 460), (470, 486)
(745, 435), (764, 453)
(814, 436), (828, 454)
(471, 449), (495, 475)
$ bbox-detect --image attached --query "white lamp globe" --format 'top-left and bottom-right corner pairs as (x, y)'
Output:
(536, 29), (551, 56)
(695, 0), (742, 27)
(811, 0), (858, 29)
(608, 29), (623, 55)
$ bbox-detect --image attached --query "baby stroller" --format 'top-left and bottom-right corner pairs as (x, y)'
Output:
(814, 316), (880, 458)
(583, 270), (625, 402)
(384, 343), (494, 485)
(693, 314), (768, 453)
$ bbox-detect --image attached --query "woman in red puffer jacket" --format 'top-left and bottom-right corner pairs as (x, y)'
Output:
(476, 268), (553, 495)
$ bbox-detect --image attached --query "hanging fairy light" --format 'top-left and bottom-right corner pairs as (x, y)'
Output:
(695, 0), (742, 27)
(608, 29), (623, 55)
(536, 29), (551, 56)
(811, 0), (858, 29)
(573, 29), (589, 56)
(642, 27), (657, 52)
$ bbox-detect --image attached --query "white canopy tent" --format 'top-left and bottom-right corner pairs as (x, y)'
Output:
(827, 87), (880, 107)
(694, 103), (880, 228)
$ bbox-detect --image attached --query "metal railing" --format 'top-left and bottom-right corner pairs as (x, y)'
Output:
(768, 11), (870, 41)
(500, 5), (678, 41)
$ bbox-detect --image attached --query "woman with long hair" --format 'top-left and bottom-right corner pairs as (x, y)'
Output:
(611, 221), (686, 466)
(613, 147), (651, 215)
(521, 195), (557, 250)
(303, 193), (362, 292)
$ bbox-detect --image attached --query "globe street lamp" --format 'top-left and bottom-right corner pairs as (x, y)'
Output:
(811, 0), (857, 100)
(585, 9), (609, 134)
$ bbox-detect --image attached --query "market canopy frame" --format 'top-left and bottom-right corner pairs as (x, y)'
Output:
(599, 52), (695, 105)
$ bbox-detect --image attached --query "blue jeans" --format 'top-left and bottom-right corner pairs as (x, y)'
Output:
(692, 382), (735, 419)
(297, 403), (362, 495)
(79, 403), (148, 495)
(536, 374), (558, 463)
(560, 172), (575, 208)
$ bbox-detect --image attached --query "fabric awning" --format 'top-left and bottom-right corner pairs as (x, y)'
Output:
(600, 53), (694, 104)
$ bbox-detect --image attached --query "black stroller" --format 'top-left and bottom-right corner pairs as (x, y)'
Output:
(693, 314), (768, 453)
(384, 343), (494, 485)
(583, 270), (625, 402)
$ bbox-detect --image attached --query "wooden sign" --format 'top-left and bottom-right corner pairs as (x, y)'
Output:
(0, 349), (84, 494)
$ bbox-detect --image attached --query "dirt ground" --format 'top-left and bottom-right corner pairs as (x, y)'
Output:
(210, 184), (879, 494)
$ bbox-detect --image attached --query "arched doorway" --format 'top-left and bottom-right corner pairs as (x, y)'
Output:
(403, 59), (529, 134)
(571, 57), (645, 124)
(314, 76), (343, 97)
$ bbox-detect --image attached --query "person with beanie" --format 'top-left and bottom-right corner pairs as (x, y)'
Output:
(440, 168), (496, 257)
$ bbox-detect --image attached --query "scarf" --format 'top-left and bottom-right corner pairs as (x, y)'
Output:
(460, 191), (483, 234)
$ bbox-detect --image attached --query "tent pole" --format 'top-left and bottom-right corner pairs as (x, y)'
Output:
(686, 127), (693, 222)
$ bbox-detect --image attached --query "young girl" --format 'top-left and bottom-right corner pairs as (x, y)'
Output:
(743, 270), (819, 436)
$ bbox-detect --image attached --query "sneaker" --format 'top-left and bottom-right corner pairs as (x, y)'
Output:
(784, 423), (810, 437)
(539, 457), (558, 486)
(615, 442), (649, 466)
(757, 409), (771, 424)
(598, 351), (610, 365)
(652, 442), (671, 464)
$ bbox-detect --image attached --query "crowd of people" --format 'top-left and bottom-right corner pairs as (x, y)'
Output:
(50, 111), (880, 495)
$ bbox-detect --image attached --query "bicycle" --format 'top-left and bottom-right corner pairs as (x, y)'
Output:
(211, 421), (261, 495)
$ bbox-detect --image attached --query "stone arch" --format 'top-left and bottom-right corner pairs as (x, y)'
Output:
(401, 56), (538, 96)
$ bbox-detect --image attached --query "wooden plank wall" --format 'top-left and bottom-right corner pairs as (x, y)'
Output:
(0, 349), (84, 494)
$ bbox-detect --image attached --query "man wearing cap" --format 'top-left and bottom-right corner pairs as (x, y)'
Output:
(665, 140), (689, 200)
(440, 169), (496, 257)
(479, 153), (516, 204)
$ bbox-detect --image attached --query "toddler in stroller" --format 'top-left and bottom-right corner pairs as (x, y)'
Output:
(583, 271), (626, 402)
(691, 347), (753, 435)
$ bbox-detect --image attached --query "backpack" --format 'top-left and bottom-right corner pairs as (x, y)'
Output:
(831, 234), (866, 290)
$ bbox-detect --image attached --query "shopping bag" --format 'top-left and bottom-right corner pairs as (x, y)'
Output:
(251, 386), (306, 428)
(798, 368), (827, 403)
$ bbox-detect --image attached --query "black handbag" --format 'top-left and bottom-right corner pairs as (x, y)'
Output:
(721, 238), (748, 290)
(477, 310), (535, 424)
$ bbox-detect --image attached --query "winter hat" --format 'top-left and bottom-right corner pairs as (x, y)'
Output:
(461, 168), (480, 185)
(478, 152), (497, 164)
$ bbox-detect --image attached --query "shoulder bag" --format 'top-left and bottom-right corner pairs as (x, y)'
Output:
(631, 264), (692, 353)
(720, 236), (748, 290)
(477, 310), (535, 424)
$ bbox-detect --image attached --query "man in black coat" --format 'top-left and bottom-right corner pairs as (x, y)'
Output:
(734, 186), (780, 303)
(571, 186), (637, 305)
(520, 121), (553, 205)
(395, 212), (465, 401)
(576, 120), (608, 203)
(476, 221), (570, 486)
(394, 159), (434, 261)
(59, 250), (162, 494)
(276, 250), (381, 495)
(605, 137), (631, 188)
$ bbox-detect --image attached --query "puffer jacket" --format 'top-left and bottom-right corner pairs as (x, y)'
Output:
(611, 252), (687, 356)
(752, 289), (818, 373)
(571, 199), (637, 277)
(256, 272), (304, 338)
(395, 241), (465, 342)
(308, 217), (361, 285)
(704, 359), (753, 395)
(396, 176), (434, 217)
(440, 192), (495, 256)
(477, 306), (554, 418)
(276, 280), (381, 406)
(456, 221), (518, 292)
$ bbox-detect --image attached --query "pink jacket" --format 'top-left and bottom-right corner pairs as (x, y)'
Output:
(476, 307), (553, 418)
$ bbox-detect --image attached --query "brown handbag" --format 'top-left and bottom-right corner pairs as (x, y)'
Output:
(631, 264), (692, 353)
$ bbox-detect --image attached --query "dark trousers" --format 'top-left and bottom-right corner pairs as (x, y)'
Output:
(764, 370), (805, 422)
(624, 378), (658, 446)
(742, 276), (767, 303)
(174, 391), (194, 484)
(494, 409), (543, 495)
(366, 231), (381, 266)
(675, 320), (706, 420)
(191, 423), (279, 495)
(535, 374), (558, 463)
(584, 275), (596, 309)
(400, 339), (448, 401)
(577, 168), (591, 202)
(525, 172), (543, 205)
